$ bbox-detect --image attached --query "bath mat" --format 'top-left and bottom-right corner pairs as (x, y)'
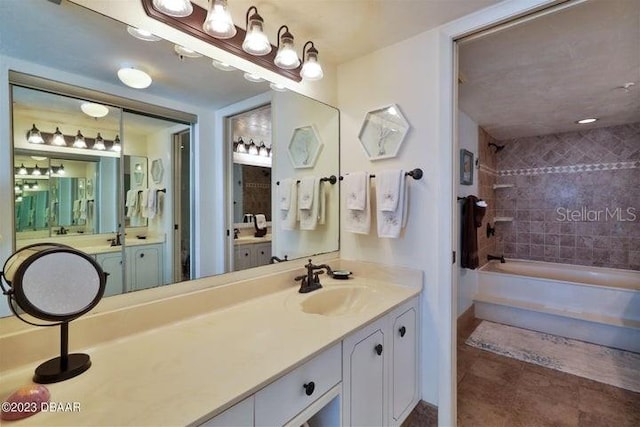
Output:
(466, 321), (640, 393)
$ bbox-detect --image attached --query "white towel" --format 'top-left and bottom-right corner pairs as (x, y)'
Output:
(299, 177), (320, 230)
(125, 189), (138, 218)
(280, 179), (298, 230)
(376, 169), (402, 211)
(344, 171), (367, 210)
(298, 177), (316, 210)
(73, 199), (81, 220)
(147, 189), (157, 219)
(376, 169), (408, 238)
(140, 189), (150, 218)
(344, 172), (371, 234)
(318, 181), (327, 225)
(79, 199), (87, 220)
(255, 213), (267, 230)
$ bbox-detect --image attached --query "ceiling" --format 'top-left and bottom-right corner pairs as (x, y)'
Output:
(458, 0), (640, 141)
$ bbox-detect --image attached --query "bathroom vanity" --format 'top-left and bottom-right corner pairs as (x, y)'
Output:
(0, 257), (421, 426)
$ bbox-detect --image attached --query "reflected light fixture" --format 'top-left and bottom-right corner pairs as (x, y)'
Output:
(274, 25), (300, 70)
(32, 165), (42, 176)
(81, 102), (109, 118)
(117, 67), (152, 89)
(242, 6), (271, 56)
(93, 133), (106, 151)
(258, 141), (269, 157)
(111, 135), (122, 153)
(152, 0), (193, 17)
(73, 130), (87, 148)
(212, 59), (235, 71)
(300, 41), (323, 81)
(576, 118), (598, 124)
(51, 127), (66, 146)
(248, 139), (259, 156)
(235, 137), (247, 153)
(54, 165), (66, 175)
(17, 164), (28, 175)
(244, 72), (264, 83)
(126, 26), (162, 41)
(174, 44), (202, 58)
(27, 124), (44, 144)
(269, 82), (287, 92)
(203, 0), (236, 39)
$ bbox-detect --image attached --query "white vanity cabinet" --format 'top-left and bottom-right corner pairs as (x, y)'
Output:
(342, 297), (420, 427)
(96, 251), (127, 297)
(234, 242), (272, 271)
(199, 396), (254, 427)
(130, 243), (163, 291)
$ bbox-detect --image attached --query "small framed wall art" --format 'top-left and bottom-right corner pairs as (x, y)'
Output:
(460, 149), (474, 185)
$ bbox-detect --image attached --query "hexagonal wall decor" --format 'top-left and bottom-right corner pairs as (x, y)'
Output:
(287, 125), (323, 169)
(358, 104), (410, 160)
(150, 159), (164, 184)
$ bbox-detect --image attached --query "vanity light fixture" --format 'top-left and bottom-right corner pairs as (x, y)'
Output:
(93, 133), (106, 150)
(235, 137), (247, 153)
(244, 72), (265, 83)
(73, 130), (87, 148)
(31, 165), (42, 176)
(174, 44), (202, 58)
(152, 0), (192, 17)
(242, 6), (271, 56)
(111, 135), (122, 153)
(81, 102), (109, 118)
(51, 127), (66, 146)
(212, 59), (235, 71)
(27, 124), (44, 144)
(300, 41), (323, 81)
(269, 82), (287, 92)
(576, 118), (598, 124)
(258, 141), (269, 157)
(274, 25), (300, 70)
(203, 0), (236, 39)
(248, 139), (259, 156)
(126, 25), (162, 41)
(17, 164), (28, 175)
(117, 67), (152, 89)
(53, 164), (66, 176)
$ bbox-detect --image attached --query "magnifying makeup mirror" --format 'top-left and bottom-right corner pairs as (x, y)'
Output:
(1, 243), (107, 383)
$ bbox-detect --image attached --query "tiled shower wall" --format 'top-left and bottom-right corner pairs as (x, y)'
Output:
(493, 123), (640, 270)
(477, 127), (497, 266)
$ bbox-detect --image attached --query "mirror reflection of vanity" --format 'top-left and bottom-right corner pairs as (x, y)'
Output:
(0, 0), (339, 318)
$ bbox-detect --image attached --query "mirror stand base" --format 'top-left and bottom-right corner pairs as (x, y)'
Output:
(33, 353), (91, 384)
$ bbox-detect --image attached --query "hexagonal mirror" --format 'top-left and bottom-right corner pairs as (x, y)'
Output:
(150, 158), (164, 184)
(358, 104), (409, 160)
(287, 125), (323, 169)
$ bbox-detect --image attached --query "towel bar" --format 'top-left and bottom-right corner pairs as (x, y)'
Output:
(276, 175), (337, 186)
(338, 168), (423, 181)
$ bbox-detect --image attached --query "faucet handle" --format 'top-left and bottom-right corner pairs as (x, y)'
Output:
(294, 274), (307, 282)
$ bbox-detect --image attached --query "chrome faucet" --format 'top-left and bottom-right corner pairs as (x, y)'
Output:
(294, 259), (334, 293)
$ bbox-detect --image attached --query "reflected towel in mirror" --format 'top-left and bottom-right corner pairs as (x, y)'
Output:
(279, 178), (298, 230)
(344, 172), (371, 234)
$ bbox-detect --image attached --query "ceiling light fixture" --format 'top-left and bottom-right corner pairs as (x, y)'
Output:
(203, 0), (236, 39)
(80, 102), (109, 118)
(117, 67), (152, 89)
(152, 0), (192, 17)
(244, 72), (264, 83)
(111, 135), (122, 153)
(174, 44), (202, 58)
(576, 118), (598, 124)
(212, 59), (235, 71)
(73, 130), (87, 148)
(242, 6), (271, 56)
(51, 127), (66, 146)
(126, 26), (162, 41)
(300, 41), (323, 81)
(93, 133), (106, 150)
(274, 25), (300, 70)
(27, 124), (44, 144)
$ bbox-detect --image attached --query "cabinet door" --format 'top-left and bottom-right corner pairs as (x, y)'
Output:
(198, 395), (254, 427)
(234, 246), (255, 271)
(254, 243), (272, 267)
(96, 252), (124, 297)
(391, 306), (418, 424)
(343, 325), (385, 427)
(132, 246), (161, 290)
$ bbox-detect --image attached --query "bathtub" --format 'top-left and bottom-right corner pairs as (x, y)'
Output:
(475, 259), (640, 353)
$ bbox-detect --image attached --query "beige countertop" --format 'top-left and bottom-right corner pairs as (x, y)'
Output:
(16, 235), (165, 256)
(233, 235), (272, 246)
(0, 259), (421, 426)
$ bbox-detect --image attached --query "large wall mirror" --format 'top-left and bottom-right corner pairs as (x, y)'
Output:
(0, 0), (339, 318)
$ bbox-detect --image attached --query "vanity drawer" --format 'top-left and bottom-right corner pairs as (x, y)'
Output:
(254, 343), (341, 426)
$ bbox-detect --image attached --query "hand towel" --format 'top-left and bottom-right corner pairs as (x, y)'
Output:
(140, 189), (150, 218)
(299, 177), (319, 230)
(79, 198), (87, 220)
(280, 179), (298, 230)
(125, 189), (138, 218)
(318, 181), (327, 225)
(73, 199), (81, 220)
(255, 213), (267, 230)
(344, 171), (367, 210)
(461, 195), (485, 269)
(298, 177), (316, 210)
(147, 189), (157, 219)
(376, 169), (407, 238)
(376, 169), (402, 211)
(344, 172), (371, 234)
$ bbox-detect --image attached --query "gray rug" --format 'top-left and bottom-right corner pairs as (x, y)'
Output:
(466, 321), (640, 393)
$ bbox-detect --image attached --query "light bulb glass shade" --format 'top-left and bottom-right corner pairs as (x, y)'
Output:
(174, 45), (202, 58)
(27, 124), (44, 144)
(243, 72), (264, 83)
(152, 0), (193, 17)
(111, 136), (122, 153)
(81, 102), (109, 118)
(56, 165), (66, 175)
(117, 67), (152, 89)
(212, 59), (235, 71)
(236, 140), (247, 153)
(32, 182), (39, 190)
(32, 165), (41, 176)
(242, 12), (271, 56)
(301, 53), (323, 81)
(258, 142), (269, 157)
(274, 28), (300, 69)
(16, 196), (23, 202)
(14, 185), (20, 192)
(18, 164), (28, 175)
(203, 0), (237, 39)
(248, 140), (258, 156)
(73, 130), (87, 148)
(93, 133), (106, 150)
(270, 82), (287, 92)
(126, 26), (162, 42)
(51, 127), (66, 146)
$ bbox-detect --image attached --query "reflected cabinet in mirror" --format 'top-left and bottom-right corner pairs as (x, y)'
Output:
(1, 0), (339, 318)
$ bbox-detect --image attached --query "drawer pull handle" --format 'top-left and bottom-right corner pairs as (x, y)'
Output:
(303, 381), (315, 396)
(375, 344), (383, 356)
(399, 326), (406, 337)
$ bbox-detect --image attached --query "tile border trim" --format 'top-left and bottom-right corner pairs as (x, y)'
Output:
(498, 161), (639, 177)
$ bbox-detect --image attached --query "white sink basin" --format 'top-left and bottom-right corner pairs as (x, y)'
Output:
(291, 286), (382, 316)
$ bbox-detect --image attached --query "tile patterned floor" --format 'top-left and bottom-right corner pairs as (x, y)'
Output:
(457, 318), (640, 427)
